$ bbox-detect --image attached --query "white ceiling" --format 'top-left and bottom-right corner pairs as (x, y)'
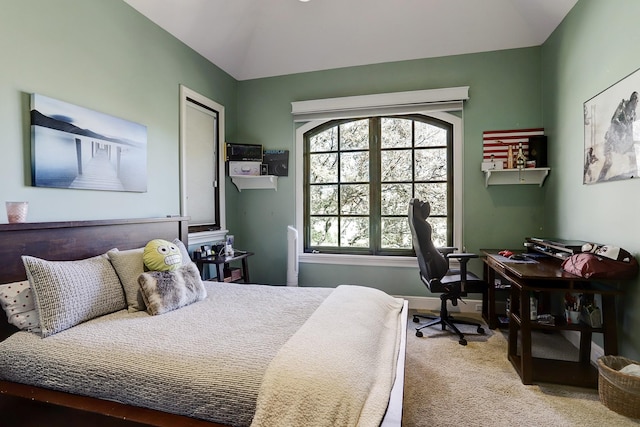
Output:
(123, 0), (578, 81)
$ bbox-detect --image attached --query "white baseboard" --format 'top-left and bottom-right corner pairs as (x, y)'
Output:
(399, 295), (483, 313)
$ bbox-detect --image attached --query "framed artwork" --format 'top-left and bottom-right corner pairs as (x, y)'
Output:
(263, 149), (289, 176)
(583, 68), (640, 184)
(30, 93), (147, 192)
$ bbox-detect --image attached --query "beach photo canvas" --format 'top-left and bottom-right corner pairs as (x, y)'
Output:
(30, 93), (147, 192)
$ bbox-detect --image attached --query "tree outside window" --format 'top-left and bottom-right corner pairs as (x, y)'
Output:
(304, 115), (452, 255)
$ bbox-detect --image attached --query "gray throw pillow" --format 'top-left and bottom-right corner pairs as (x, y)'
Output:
(173, 238), (192, 264)
(108, 248), (147, 312)
(22, 254), (126, 337)
(138, 262), (207, 316)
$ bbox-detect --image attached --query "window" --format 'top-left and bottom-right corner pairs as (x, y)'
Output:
(179, 85), (228, 246)
(304, 115), (452, 256)
(293, 87), (467, 267)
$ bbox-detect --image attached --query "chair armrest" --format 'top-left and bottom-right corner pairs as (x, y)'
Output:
(446, 253), (479, 263)
(446, 253), (479, 294)
(438, 247), (458, 256)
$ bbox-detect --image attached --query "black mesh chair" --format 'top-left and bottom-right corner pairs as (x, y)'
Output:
(408, 198), (486, 345)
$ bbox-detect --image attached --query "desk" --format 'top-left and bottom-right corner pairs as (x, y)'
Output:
(195, 251), (254, 283)
(482, 250), (622, 388)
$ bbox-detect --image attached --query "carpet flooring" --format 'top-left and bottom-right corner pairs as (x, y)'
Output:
(402, 311), (640, 426)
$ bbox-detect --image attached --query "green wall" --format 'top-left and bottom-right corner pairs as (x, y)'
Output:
(0, 0), (237, 222)
(4, 0), (637, 359)
(542, 0), (640, 360)
(0, 1), (547, 297)
(236, 49), (546, 294)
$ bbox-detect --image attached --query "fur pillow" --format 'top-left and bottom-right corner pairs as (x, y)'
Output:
(138, 262), (207, 315)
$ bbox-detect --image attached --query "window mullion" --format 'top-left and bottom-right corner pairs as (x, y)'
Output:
(412, 120), (416, 198)
(337, 125), (342, 248)
(303, 135), (311, 251)
(370, 118), (381, 254)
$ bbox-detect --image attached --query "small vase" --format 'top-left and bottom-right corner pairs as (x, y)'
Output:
(6, 201), (28, 223)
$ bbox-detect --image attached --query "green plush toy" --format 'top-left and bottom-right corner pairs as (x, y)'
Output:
(143, 239), (182, 272)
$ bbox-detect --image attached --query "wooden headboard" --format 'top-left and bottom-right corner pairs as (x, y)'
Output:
(0, 216), (189, 340)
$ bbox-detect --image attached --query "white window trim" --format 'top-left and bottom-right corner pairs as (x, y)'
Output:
(293, 88), (467, 268)
(179, 85), (226, 233)
(292, 86), (468, 122)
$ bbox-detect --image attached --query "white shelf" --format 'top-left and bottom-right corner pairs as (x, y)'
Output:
(230, 175), (278, 191)
(483, 167), (550, 187)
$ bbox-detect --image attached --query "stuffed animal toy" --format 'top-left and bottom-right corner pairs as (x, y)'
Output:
(595, 245), (633, 262)
(143, 239), (182, 272)
(581, 243), (633, 262)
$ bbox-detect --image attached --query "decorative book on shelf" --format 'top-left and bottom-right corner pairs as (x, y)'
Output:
(482, 128), (546, 167)
(263, 150), (289, 176)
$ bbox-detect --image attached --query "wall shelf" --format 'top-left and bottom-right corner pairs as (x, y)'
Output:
(230, 175), (278, 191)
(483, 167), (550, 187)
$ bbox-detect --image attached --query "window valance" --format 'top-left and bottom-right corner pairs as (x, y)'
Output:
(291, 86), (469, 122)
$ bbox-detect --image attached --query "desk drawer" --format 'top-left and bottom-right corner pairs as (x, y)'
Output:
(487, 257), (506, 275)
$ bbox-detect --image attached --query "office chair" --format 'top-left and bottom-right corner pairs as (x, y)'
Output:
(408, 198), (486, 345)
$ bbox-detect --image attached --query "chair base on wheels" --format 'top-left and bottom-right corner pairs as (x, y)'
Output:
(413, 295), (485, 345)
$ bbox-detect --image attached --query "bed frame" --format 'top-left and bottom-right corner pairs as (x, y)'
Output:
(0, 217), (406, 427)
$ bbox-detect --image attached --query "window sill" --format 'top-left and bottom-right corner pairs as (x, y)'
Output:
(188, 229), (228, 245)
(299, 253), (418, 268)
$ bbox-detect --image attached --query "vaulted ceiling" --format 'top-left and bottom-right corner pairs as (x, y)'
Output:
(123, 0), (578, 81)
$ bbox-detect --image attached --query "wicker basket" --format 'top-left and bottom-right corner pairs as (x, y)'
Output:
(597, 355), (640, 419)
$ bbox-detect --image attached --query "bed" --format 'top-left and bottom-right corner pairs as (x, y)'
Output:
(0, 217), (407, 427)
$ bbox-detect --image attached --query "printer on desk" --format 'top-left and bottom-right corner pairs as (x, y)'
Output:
(525, 237), (591, 260)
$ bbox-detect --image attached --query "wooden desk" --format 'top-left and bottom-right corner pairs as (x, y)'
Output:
(482, 250), (622, 388)
(195, 251), (254, 283)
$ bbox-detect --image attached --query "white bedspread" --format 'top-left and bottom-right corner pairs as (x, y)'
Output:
(251, 285), (404, 427)
(0, 283), (404, 426)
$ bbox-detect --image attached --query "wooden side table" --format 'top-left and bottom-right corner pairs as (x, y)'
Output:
(194, 251), (254, 283)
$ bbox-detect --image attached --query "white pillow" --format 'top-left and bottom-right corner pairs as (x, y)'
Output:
(22, 254), (126, 337)
(0, 280), (41, 333)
